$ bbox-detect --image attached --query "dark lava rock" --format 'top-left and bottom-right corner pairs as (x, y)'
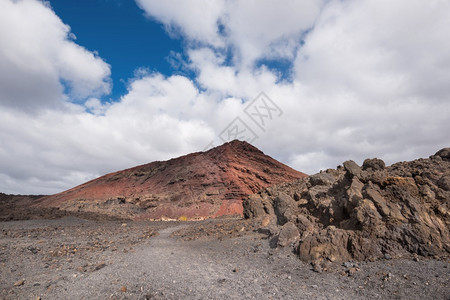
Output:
(343, 160), (362, 178)
(243, 194), (266, 219)
(435, 148), (450, 161)
(244, 148), (450, 264)
(309, 173), (336, 186)
(362, 158), (385, 171)
(277, 222), (300, 247)
(437, 176), (450, 191)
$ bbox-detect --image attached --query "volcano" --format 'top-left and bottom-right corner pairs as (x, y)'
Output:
(35, 140), (306, 220)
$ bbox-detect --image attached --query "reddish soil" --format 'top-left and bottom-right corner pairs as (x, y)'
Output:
(1, 149), (449, 299)
(34, 140), (306, 220)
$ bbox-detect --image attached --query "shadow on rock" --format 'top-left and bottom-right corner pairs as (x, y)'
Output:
(244, 148), (450, 265)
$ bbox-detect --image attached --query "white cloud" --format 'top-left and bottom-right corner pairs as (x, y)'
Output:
(137, 0), (325, 68)
(222, 0), (325, 68)
(1, 0), (450, 194)
(187, 47), (279, 98)
(0, 0), (111, 111)
(0, 73), (217, 194)
(295, 0), (450, 103)
(281, 0), (450, 172)
(85, 98), (110, 115)
(136, 0), (226, 47)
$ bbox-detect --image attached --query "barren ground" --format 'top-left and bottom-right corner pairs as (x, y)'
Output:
(1, 217), (449, 300)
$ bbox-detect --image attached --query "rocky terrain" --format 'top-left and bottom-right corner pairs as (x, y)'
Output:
(244, 148), (450, 267)
(1, 217), (449, 299)
(0, 146), (449, 299)
(34, 140), (306, 221)
(0, 193), (126, 222)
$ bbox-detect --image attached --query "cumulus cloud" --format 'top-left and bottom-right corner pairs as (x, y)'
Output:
(221, 0), (325, 68)
(1, 0), (450, 194)
(136, 0), (226, 47)
(137, 0), (450, 173)
(295, 0), (450, 103)
(285, 0), (450, 169)
(0, 72), (216, 194)
(0, 0), (111, 111)
(136, 0), (325, 68)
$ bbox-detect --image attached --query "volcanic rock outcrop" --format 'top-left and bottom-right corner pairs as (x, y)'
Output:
(35, 140), (306, 220)
(244, 148), (450, 263)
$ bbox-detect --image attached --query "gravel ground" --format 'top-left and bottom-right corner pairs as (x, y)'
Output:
(1, 217), (449, 299)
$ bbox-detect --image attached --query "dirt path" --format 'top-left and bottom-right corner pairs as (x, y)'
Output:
(1, 218), (449, 299)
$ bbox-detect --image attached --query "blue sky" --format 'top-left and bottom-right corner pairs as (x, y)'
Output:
(0, 0), (449, 194)
(50, 0), (184, 101)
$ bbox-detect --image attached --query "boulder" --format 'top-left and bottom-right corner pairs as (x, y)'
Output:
(362, 158), (385, 171)
(309, 173), (336, 186)
(273, 192), (296, 225)
(343, 160), (361, 178)
(365, 187), (390, 217)
(437, 175), (450, 191)
(298, 226), (352, 263)
(243, 194), (266, 219)
(346, 177), (364, 206)
(435, 148), (450, 160)
(245, 149), (450, 264)
(277, 222), (300, 247)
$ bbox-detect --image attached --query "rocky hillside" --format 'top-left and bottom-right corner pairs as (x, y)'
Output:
(244, 148), (450, 264)
(35, 140), (306, 220)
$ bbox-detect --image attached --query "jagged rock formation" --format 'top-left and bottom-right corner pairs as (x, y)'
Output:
(35, 140), (306, 220)
(244, 148), (450, 263)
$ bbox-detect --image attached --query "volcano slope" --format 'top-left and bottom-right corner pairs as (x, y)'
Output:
(244, 148), (450, 264)
(35, 140), (306, 220)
